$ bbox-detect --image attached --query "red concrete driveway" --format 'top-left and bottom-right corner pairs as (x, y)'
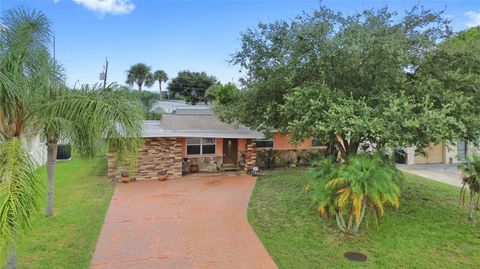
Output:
(91, 174), (277, 269)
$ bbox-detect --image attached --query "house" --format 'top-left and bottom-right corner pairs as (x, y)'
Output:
(108, 103), (326, 180)
(402, 140), (480, 165)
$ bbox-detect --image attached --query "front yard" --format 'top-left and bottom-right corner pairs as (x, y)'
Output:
(248, 169), (480, 268)
(0, 158), (114, 268)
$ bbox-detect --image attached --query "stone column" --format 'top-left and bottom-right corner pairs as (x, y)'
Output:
(245, 140), (257, 171)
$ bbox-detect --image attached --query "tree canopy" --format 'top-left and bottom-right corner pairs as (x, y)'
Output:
(126, 63), (154, 91)
(217, 5), (480, 159)
(167, 71), (217, 104)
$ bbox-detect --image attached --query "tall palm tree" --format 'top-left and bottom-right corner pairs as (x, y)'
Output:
(126, 63), (153, 91)
(152, 70), (168, 94)
(0, 8), (143, 268)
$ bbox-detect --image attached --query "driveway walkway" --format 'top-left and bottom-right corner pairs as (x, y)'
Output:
(91, 174), (277, 269)
(397, 164), (462, 187)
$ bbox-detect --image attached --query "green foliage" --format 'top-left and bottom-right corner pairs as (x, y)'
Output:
(126, 63), (154, 91)
(0, 158), (114, 268)
(458, 154), (480, 220)
(249, 169), (480, 268)
(417, 26), (480, 145)
(152, 70), (168, 93)
(118, 89), (163, 120)
(308, 154), (403, 234)
(0, 139), (42, 248)
(0, 7), (144, 258)
(167, 70), (217, 104)
(221, 5), (479, 157)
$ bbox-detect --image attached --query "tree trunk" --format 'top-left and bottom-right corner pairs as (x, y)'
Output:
(468, 191), (475, 221)
(138, 83), (142, 92)
(45, 142), (58, 217)
(7, 243), (16, 269)
(352, 201), (367, 234)
(158, 81), (162, 95)
(335, 211), (346, 232)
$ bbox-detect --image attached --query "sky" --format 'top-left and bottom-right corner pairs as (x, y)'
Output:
(1, 0), (479, 91)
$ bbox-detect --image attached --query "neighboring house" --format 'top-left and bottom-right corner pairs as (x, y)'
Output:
(26, 136), (47, 167)
(108, 102), (326, 180)
(402, 139), (480, 165)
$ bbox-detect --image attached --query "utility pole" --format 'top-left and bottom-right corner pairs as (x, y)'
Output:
(103, 57), (108, 90)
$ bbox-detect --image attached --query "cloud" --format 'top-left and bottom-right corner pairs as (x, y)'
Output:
(466, 11), (480, 27)
(72, 0), (135, 15)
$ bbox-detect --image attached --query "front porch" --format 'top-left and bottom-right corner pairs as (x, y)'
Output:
(181, 137), (256, 175)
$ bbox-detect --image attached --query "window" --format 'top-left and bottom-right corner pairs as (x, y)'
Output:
(256, 139), (273, 148)
(457, 139), (467, 158)
(187, 138), (216, 155)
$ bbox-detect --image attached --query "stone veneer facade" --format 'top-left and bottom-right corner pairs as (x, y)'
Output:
(108, 137), (183, 181)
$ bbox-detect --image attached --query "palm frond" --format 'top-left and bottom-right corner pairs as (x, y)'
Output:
(0, 138), (43, 247)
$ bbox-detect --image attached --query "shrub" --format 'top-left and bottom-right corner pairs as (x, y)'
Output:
(308, 154), (403, 234)
(459, 154), (480, 221)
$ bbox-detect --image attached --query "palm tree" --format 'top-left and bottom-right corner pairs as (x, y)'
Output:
(126, 63), (153, 91)
(459, 154), (480, 221)
(40, 83), (143, 217)
(309, 154), (403, 234)
(0, 8), (143, 268)
(152, 70), (168, 94)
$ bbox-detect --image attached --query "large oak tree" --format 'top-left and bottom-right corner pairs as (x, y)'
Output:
(217, 6), (480, 160)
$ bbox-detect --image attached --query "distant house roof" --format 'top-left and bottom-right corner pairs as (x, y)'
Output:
(141, 115), (264, 139)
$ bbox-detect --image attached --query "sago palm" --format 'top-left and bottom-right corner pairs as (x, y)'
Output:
(126, 63), (153, 91)
(458, 154), (480, 221)
(309, 154), (403, 234)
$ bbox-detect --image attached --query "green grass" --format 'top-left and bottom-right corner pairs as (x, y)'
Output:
(1, 157), (115, 268)
(248, 169), (480, 269)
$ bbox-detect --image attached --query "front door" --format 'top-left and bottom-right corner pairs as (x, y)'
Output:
(223, 139), (238, 167)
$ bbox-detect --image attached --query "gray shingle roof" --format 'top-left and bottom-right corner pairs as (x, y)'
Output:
(141, 115), (264, 139)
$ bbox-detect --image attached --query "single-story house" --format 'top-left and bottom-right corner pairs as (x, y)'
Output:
(108, 106), (326, 180)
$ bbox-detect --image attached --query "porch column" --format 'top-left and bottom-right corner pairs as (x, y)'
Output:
(245, 139), (257, 171)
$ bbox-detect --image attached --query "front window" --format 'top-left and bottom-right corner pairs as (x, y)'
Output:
(256, 139), (273, 149)
(187, 138), (216, 155)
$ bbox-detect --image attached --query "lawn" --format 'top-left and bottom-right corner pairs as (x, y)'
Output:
(0, 158), (114, 268)
(248, 169), (480, 269)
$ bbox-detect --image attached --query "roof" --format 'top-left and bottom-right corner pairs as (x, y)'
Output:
(141, 115), (264, 139)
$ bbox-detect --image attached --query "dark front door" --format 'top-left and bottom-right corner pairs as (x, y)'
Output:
(223, 139), (238, 166)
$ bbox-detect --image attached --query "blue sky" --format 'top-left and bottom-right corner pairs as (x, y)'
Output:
(1, 0), (479, 90)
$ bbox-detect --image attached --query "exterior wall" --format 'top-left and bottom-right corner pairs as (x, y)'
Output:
(406, 140), (480, 165)
(414, 142), (445, 164)
(108, 137), (182, 180)
(25, 135), (47, 167)
(182, 156), (223, 173)
(273, 132), (313, 150)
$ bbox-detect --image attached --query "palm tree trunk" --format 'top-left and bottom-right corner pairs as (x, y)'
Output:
(352, 201), (367, 234)
(7, 242), (16, 269)
(138, 83), (142, 92)
(335, 211), (346, 232)
(45, 142), (57, 217)
(468, 190), (474, 221)
(158, 81), (162, 95)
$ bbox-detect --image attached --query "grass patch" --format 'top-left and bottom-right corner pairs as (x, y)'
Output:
(248, 169), (480, 268)
(0, 157), (114, 268)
